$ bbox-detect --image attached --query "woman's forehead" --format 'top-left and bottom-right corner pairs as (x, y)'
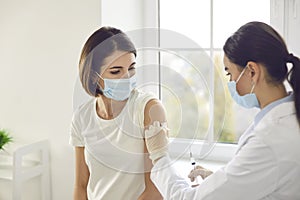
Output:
(101, 51), (135, 71)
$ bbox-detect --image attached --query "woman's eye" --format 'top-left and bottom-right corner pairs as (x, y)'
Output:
(129, 67), (136, 71)
(110, 70), (120, 74)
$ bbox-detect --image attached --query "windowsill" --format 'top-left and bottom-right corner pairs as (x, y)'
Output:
(169, 138), (237, 162)
(166, 138), (235, 185)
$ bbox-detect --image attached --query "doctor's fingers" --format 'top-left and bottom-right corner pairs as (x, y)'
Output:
(188, 165), (205, 176)
(188, 168), (213, 181)
(188, 169), (207, 181)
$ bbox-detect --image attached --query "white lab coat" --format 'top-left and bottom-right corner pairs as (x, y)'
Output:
(151, 101), (300, 200)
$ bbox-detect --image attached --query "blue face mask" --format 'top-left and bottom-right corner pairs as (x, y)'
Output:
(97, 74), (137, 101)
(227, 67), (260, 108)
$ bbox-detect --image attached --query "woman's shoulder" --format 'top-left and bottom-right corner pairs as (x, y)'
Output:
(73, 98), (96, 119)
(127, 89), (161, 125)
(130, 89), (158, 104)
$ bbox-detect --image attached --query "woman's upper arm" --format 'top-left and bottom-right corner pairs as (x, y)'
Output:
(74, 147), (90, 188)
(142, 99), (165, 199)
(144, 99), (167, 128)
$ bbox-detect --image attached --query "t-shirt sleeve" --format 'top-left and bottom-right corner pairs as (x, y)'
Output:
(69, 108), (85, 147)
(136, 92), (158, 137)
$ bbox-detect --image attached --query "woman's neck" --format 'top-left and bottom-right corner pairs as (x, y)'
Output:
(96, 96), (127, 120)
(257, 83), (288, 109)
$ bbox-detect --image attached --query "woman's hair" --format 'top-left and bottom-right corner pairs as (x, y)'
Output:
(223, 21), (300, 124)
(79, 26), (136, 97)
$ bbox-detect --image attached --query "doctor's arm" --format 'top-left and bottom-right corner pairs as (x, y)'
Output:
(148, 135), (278, 200)
(137, 142), (163, 200)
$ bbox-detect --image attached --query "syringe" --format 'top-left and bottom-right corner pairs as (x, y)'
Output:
(190, 151), (199, 185)
(190, 152), (196, 167)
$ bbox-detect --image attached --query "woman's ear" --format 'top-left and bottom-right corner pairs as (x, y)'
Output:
(246, 61), (260, 83)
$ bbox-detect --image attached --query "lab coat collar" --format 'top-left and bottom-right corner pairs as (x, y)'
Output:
(254, 92), (294, 127)
(236, 98), (296, 154)
(258, 100), (296, 125)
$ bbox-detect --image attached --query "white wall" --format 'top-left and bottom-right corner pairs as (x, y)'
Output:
(0, 0), (100, 199)
(271, 0), (300, 56)
(101, 0), (144, 30)
(101, 0), (162, 96)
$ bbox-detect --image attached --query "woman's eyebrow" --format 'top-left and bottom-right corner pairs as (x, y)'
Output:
(109, 62), (136, 70)
(129, 62), (136, 67)
(109, 66), (123, 69)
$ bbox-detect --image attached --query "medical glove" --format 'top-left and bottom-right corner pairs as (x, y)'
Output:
(188, 165), (213, 181)
(145, 121), (169, 164)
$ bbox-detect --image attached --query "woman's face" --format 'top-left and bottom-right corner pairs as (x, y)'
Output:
(100, 50), (136, 79)
(223, 55), (253, 96)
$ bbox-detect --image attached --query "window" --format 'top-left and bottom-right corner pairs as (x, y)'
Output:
(159, 0), (269, 146)
(102, 0), (299, 161)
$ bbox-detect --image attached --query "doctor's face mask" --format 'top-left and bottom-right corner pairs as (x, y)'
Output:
(227, 67), (260, 108)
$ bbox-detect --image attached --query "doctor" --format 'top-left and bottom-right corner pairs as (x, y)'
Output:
(145, 21), (300, 199)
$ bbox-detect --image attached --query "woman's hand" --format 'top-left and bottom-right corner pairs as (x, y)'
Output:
(188, 165), (213, 181)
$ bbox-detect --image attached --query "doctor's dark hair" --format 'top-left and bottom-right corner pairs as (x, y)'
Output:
(78, 26), (136, 97)
(223, 21), (300, 124)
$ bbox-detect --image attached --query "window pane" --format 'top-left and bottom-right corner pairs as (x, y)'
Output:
(213, 51), (259, 143)
(213, 0), (270, 48)
(160, 50), (213, 140)
(160, 50), (259, 143)
(160, 0), (269, 144)
(160, 0), (211, 48)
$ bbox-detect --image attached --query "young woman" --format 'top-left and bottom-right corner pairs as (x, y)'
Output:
(69, 26), (164, 200)
(146, 21), (300, 199)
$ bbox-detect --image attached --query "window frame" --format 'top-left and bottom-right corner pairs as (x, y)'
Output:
(101, 0), (299, 162)
(142, 0), (278, 162)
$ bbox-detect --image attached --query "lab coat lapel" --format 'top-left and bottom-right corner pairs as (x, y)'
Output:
(236, 101), (296, 154)
(236, 123), (255, 154)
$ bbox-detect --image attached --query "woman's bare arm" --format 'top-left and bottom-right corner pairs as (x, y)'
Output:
(73, 147), (90, 200)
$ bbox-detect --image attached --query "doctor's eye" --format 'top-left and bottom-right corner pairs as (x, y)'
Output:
(225, 72), (232, 81)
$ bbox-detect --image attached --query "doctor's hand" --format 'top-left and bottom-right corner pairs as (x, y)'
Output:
(145, 121), (169, 164)
(188, 165), (213, 181)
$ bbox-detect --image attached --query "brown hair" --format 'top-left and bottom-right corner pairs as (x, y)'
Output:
(79, 26), (136, 97)
(223, 21), (300, 124)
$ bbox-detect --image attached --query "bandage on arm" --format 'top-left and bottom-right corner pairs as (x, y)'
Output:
(144, 100), (169, 164)
(145, 121), (169, 163)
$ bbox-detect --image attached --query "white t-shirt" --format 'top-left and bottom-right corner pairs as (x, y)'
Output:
(70, 89), (156, 200)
